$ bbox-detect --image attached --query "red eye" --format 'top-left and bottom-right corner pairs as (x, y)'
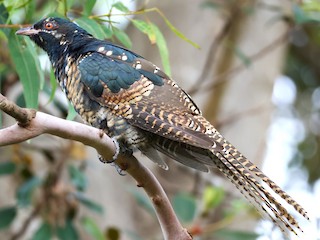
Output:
(44, 22), (54, 30)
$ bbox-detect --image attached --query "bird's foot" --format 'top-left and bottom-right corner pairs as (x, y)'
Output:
(98, 137), (120, 164)
(110, 162), (126, 176)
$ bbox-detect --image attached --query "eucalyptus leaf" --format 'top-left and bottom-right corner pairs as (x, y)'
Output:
(9, 31), (40, 108)
(203, 186), (225, 212)
(75, 17), (108, 39)
(48, 68), (57, 103)
(68, 165), (87, 191)
(172, 193), (196, 223)
(74, 193), (104, 214)
(81, 217), (105, 240)
(215, 229), (260, 240)
(0, 206), (16, 229)
(0, 3), (9, 36)
(233, 46), (251, 67)
(112, 1), (129, 13)
(16, 176), (42, 206)
(66, 102), (78, 120)
(150, 23), (171, 76)
(0, 161), (16, 175)
(127, 188), (154, 215)
(159, 12), (199, 49)
(113, 27), (132, 49)
(84, 0), (96, 16)
(56, 219), (79, 240)
(32, 222), (53, 240)
(131, 19), (156, 44)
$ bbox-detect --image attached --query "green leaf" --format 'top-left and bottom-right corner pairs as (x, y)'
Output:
(68, 165), (87, 191)
(113, 27), (132, 49)
(81, 217), (105, 240)
(16, 176), (42, 206)
(83, 0), (96, 16)
(131, 19), (156, 44)
(172, 193), (196, 223)
(75, 17), (108, 39)
(32, 222), (53, 240)
(25, 37), (45, 89)
(100, 25), (113, 39)
(25, 0), (36, 22)
(159, 12), (199, 49)
(0, 206), (17, 229)
(225, 199), (252, 218)
(74, 193), (104, 214)
(127, 188), (154, 215)
(9, 31), (40, 108)
(150, 23), (171, 76)
(215, 229), (260, 240)
(131, 19), (151, 35)
(0, 161), (16, 175)
(112, 1), (129, 13)
(200, 1), (221, 9)
(0, 4), (9, 36)
(123, 230), (143, 240)
(293, 5), (311, 24)
(47, 68), (57, 103)
(233, 46), (251, 67)
(302, 0), (320, 11)
(66, 102), (77, 120)
(202, 186), (225, 212)
(56, 219), (79, 240)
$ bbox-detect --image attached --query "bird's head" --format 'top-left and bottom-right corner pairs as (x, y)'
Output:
(16, 17), (91, 53)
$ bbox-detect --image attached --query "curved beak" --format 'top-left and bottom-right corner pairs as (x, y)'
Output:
(16, 26), (40, 36)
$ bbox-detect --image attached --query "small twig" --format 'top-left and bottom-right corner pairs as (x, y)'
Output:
(0, 94), (36, 127)
(214, 103), (269, 129)
(189, 30), (289, 96)
(10, 203), (42, 240)
(188, 10), (235, 94)
(0, 24), (30, 28)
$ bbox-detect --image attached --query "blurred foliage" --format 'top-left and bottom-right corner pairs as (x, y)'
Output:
(283, 1), (320, 185)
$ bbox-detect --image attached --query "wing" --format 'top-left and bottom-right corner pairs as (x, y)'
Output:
(77, 48), (219, 170)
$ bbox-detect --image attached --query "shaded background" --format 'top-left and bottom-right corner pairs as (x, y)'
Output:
(0, 0), (319, 239)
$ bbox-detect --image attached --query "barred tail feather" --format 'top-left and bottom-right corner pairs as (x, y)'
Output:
(214, 151), (298, 235)
(213, 154), (296, 234)
(210, 139), (309, 235)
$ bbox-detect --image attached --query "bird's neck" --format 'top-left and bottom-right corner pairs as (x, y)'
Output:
(47, 44), (68, 68)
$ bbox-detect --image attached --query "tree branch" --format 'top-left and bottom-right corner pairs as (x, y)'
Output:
(0, 94), (192, 240)
(189, 29), (288, 96)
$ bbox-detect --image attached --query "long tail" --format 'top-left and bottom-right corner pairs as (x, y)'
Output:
(211, 133), (309, 235)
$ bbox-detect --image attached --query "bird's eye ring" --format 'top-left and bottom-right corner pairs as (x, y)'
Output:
(44, 22), (54, 30)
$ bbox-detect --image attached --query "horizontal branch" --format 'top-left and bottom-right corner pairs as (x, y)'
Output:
(0, 112), (116, 160)
(0, 94), (191, 240)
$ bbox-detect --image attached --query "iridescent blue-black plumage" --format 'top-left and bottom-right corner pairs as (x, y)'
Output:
(16, 17), (309, 234)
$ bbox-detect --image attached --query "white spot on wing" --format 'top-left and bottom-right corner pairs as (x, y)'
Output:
(106, 50), (113, 56)
(121, 54), (128, 61)
(98, 46), (105, 52)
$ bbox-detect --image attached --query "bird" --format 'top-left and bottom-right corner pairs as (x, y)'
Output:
(16, 17), (309, 235)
